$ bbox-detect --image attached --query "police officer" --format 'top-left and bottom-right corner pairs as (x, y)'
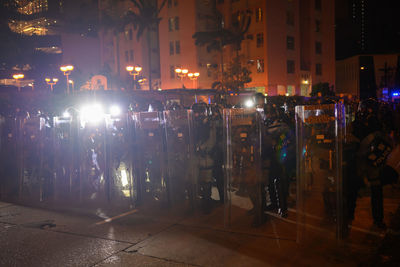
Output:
(353, 99), (392, 229)
(192, 102), (216, 214)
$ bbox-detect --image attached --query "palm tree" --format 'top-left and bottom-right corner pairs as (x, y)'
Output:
(124, 0), (167, 90)
(193, 7), (251, 92)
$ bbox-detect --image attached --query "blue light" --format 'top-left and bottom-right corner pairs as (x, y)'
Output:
(393, 92), (399, 97)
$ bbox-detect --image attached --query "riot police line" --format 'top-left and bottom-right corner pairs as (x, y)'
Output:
(1, 97), (398, 241)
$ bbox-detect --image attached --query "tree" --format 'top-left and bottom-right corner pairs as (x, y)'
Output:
(310, 82), (335, 97)
(124, 0), (166, 90)
(212, 56), (252, 92)
(193, 2), (251, 92)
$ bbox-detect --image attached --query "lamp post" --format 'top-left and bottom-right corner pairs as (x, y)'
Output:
(126, 66), (142, 90)
(60, 65), (74, 95)
(45, 78), (58, 92)
(69, 79), (75, 92)
(13, 74), (24, 92)
(187, 72), (200, 89)
(175, 68), (188, 88)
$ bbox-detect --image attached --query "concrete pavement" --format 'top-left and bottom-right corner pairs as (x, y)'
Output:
(1, 200), (387, 267)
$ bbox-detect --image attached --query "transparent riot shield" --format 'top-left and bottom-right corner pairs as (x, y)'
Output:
(53, 116), (78, 203)
(78, 117), (108, 205)
(191, 106), (225, 217)
(224, 109), (263, 228)
(19, 117), (45, 203)
(164, 110), (195, 212)
(0, 116), (19, 200)
(105, 114), (136, 208)
(296, 104), (345, 242)
(133, 112), (167, 208)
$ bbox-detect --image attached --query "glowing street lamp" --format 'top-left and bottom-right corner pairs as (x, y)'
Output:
(13, 74), (24, 92)
(45, 77), (58, 92)
(187, 72), (200, 89)
(60, 65), (74, 95)
(126, 65), (142, 90)
(175, 68), (189, 88)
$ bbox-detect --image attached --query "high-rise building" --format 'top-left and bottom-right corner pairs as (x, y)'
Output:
(157, 0), (335, 95)
(101, 0), (335, 95)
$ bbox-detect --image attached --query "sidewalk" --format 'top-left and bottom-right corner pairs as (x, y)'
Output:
(0, 200), (390, 267)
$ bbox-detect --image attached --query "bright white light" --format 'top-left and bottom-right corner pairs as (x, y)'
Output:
(110, 105), (121, 116)
(63, 111), (70, 118)
(121, 169), (128, 187)
(81, 104), (104, 124)
(245, 99), (254, 108)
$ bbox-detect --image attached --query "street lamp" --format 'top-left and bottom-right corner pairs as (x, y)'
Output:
(187, 72), (200, 89)
(45, 78), (58, 92)
(175, 68), (188, 88)
(13, 74), (24, 92)
(126, 65), (142, 90)
(60, 65), (74, 95)
(69, 79), (75, 91)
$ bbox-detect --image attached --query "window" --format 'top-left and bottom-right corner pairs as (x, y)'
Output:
(286, 11), (294, 26)
(256, 59), (264, 73)
(217, 0), (224, 3)
(169, 42), (174, 55)
(168, 0), (172, 8)
(315, 20), (320, 32)
(125, 51), (129, 62)
(174, 0), (178, 6)
(129, 50), (134, 61)
(315, 0), (321, 10)
(287, 36), (294, 50)
(255, 7), (263, 22)
(170, 66), (175, 79)
(315, 42), (322, 54)
(256, 33), (264, 47)
(175, 17), (180, 30)
(175, 41), (181, 54)
(129, 29), (133, 41)
(169, 18), (174, 31)
(316, 63), (322, 75)
(287, 60), (295, 74)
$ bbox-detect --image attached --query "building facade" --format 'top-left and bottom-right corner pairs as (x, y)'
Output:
(100, 0), (335, 95)
(336, 53), (400, 100)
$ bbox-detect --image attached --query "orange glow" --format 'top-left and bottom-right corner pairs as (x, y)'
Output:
(194, 72), (200, 77)
(175, 68), (182, 74)
(13, 74), (24, 80)
(126, 66), (134, 72)
(187, 73), (194, 78)
(182, 69), (189, 74)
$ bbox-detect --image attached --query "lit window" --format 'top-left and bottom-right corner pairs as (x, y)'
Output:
(256, 59), (264, 73)
(169, 18), (174, 31)
(255, 8), (263, 22)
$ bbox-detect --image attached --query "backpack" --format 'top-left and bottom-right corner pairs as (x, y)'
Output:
(366, 133), (392, 168)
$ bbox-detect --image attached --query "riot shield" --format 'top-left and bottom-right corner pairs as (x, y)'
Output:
(191, 105), (225, 215)
(19, 117), (46, 203)
(133, 112), (167, 208)
(0, 116), (19, 200)
(164, 109), (195, 212)
(78, 117), (108, 205)
(105, 114), (136, 208)
(296, 104), (345, 242)
(224, 108), (263, 228)
(53, 116), (78, 203)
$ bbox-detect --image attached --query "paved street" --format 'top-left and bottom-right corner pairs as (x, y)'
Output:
(0, 200), (389, 267)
